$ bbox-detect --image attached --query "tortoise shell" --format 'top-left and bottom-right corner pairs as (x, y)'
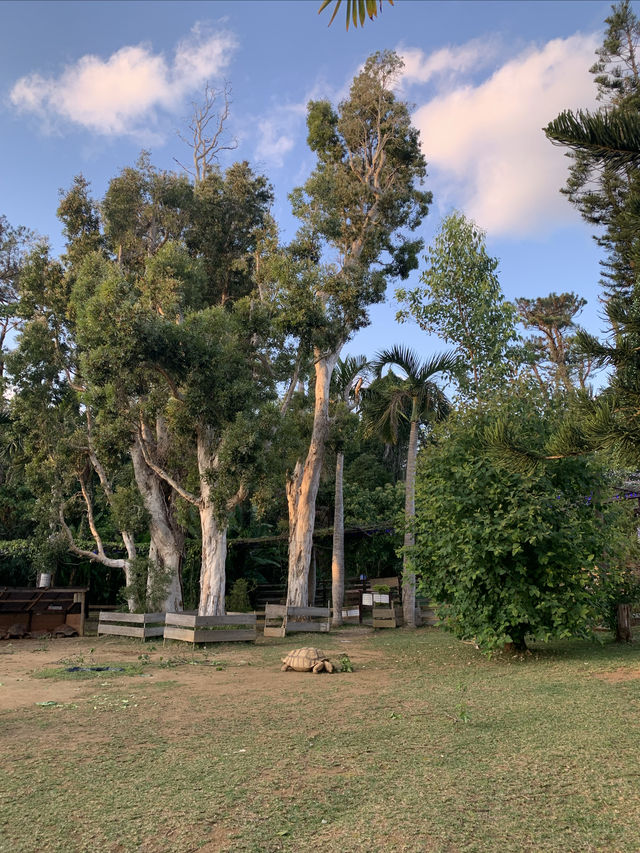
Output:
(281, 647), (330, 672)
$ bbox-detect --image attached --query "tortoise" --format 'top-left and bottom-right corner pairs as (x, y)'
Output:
(281, 647), (334, 673)
(3, 623), (29, 640)
(52, 624), (78, 638)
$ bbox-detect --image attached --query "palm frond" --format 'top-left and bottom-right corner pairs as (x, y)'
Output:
(372, 344), (421, 380)
(416, 350), (459, 384)
(318, 0), (394, 30)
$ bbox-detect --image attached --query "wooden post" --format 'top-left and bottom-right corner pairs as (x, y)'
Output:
(616, 603), (633, 643)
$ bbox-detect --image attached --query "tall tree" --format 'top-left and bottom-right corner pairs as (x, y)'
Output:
(550, 1), (640, 297)
(366, 346), (455, 627)
(283, 50), (431, 607)
(329, 355), (368, 627)
(396, 212), (520, 401)
(0, 216), (34, 384)
(516, 292), (594, 392)
(8, 245), (143, 609)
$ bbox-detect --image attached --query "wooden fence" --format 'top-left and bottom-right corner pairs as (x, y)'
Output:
(97, 611), (165, 640)
(164, 612), (257, 644)
(264, 604), (331, 637)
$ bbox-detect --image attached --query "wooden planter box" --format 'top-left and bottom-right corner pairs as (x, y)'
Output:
(372, 605), (404, 629)
(263, 604), (331, 637)
(97, 611), (165, 640)
(164, 612), (257, 644)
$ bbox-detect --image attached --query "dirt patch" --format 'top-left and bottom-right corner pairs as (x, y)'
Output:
(0, 631), (390, 717)
(595, 666), (640, 683)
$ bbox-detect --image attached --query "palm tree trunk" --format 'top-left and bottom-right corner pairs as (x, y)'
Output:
(331, 450), (345, 627)
(402, 417), (419, 628)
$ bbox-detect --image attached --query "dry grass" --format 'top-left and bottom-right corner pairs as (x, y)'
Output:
(1, 628), (640, 852)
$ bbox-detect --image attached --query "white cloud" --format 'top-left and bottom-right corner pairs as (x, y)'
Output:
(255, 118), (296, 168)
(409, 34), (600, 237)
(9, 24), (237, 138)
(400, 39), (501, 87)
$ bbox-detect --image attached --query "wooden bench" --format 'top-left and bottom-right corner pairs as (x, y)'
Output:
(97, 611), (165, 640)
(164, 612), (257, 645)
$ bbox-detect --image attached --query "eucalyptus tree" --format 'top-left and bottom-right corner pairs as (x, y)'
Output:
(8, 243), (143, 610)
(367, 346), (455, 626)
(86, 160), (274, 615)
(0, 215), (34, 384)
(283, 50), (432, 607)
(61, 170), (190, 611)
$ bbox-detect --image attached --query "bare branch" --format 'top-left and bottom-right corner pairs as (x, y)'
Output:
(177, 82), (238, 185)
(138, 422), (201, 507)
(59, 500), (126, 569)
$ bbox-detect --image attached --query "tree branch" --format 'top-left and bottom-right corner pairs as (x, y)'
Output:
(138, 423), (201, 507)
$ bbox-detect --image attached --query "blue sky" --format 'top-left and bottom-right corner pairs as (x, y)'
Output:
(0, 0), (620, 362)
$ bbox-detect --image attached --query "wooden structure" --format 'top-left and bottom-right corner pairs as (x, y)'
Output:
(97, 611), (165, 640)
(164, 612), (257, 645)
(372, 604), (404, 629)
(263, 604), (331, 637)
(0, 587), (86, 636)
(263, 604), (288, 637)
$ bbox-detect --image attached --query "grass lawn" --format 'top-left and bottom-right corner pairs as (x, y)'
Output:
(1, 627), (640, 852)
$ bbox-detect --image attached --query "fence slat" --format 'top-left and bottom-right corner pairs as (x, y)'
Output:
(98, 623), (148, 638)
(98, 612), (165, 624)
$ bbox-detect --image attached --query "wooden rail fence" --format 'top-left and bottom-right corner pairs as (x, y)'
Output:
(164, 612), (257, 644)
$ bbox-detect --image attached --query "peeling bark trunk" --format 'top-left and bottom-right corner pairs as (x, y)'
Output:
(308, 546), (317, 607)
(331, 450), (345, 627)
(286, 350), (339, 607)
(131, 437), (184, 613)
(197, 426), (227, 616)
(198, 507), (227, 616)
(402, 418), (419, 628)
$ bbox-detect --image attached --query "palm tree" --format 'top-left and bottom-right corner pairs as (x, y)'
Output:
(367, 346), (456, 627)
(329, 355), (369, 627)
(318, 0), (394, 30)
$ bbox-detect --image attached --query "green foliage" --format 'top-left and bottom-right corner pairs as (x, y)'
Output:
(225, 577), (255, 612)
(593, 564), (640, 632)
(343, 481), (403, 527)
(289, 50), (431, 345)
(397, 212), (520, 400)
(318, 0), (394, 30)
(120, 556), (151, 612)
(338, 653), (353, 672)
(415, 392), (628, 652)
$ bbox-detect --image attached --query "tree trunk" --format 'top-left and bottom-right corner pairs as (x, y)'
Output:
(308, 545), (317, 606)
(402, 417), (419, 628)
(616, 603), (633, 643)
(331, 450), (345, 627)
(286, 349), (340, 607)
(197, 426), (227, 616)
(198, 507), (227, 616)
(131, 437), (184, 612)
(120, 532), (138, 613)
